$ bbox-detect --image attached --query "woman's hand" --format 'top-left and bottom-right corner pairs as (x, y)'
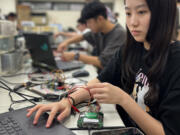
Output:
(26, 98), (71, 128)
(87, 82), (128, 105)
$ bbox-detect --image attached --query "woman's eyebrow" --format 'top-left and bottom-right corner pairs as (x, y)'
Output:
(125, 4), (147, 10)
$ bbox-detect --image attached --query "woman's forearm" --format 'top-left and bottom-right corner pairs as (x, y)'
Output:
(120, 94), (165, 135)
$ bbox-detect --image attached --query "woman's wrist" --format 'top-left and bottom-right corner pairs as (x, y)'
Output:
(68, 96), (76, 106)
(61, 98), (72, 107)
(118, 91), (132, 107)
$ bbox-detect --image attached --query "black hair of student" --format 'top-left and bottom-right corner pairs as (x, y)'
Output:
(122, 0), (177, 110)
(81, 1), (107, 22)
(77, 17), (86, 24)
(7, 12), (17, 18)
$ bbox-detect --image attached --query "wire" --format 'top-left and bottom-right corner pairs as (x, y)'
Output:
(0, 80), (37, 111)
(0, 73), (29, 78)
(66, 85), (101, 113)
(0, 80), (13, 91)
(0, 85), (10, 91)
(0, 77), (22, 85)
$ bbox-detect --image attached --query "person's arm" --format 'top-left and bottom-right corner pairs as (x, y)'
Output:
(88, 83), (165, 135)
(54, 32), (78, 38)
(57, 34), (84, 52)
(78, 54), (103, 69)
(120, 95), (165, 135)
(61, 52), (103, 69)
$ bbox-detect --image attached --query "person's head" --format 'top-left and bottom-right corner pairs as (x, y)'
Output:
(81, 1), (107, 33)
(6, 12), (17, 22)
(76, 17), (87, 32)
(114, 12), (119, 19)
(125, 0), (151, 43)
(125, 0), (176, 45)
(122, 0), (177, 109)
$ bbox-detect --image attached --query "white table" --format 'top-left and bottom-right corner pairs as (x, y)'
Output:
(0, 64), (125, 135)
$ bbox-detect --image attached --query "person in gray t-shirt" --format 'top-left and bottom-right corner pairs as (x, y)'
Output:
(57, 1), (126, 69)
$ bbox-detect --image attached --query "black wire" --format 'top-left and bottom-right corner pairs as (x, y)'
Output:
(0, 80), (12, 91)
(0, 73), (29, 78)
(16, 92), (39, 98)
(0, 80), (37, 111)
(8, 91), (38, 103)
(0, 85), (10, 91)
(0, 77), (22, 85)
(12, 91), (36, 105)
(0, 85), (15, 110)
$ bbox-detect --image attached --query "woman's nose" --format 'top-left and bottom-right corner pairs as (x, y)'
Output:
(130, 14), (139, 27)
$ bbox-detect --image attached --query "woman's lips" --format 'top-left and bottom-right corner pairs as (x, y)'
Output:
(131, 30), (141, 36)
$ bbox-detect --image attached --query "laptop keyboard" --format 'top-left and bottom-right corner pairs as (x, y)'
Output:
(0, 116), (25, 135)
(0, 107), (75, 135)
(56, 60), (84, 71)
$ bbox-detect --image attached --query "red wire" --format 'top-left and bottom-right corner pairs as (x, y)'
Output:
(67, 85), (96, 113)
(67, 96), (80, 113)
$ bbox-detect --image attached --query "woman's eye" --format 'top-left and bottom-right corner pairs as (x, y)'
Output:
(126, 12), (131, 16)
(138, 10), (147, 15)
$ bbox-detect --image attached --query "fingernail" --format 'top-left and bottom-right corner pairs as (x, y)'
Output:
(33, 121), (36, 125)
(46, 124), (49, 128)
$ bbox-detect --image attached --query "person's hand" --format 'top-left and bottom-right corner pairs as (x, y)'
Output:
(57, 41), (69, 52)
(53, 50), (61, 57)
(87, 83), (128, 105)
(26, 98), (71, 128)
(54, 33), (60, 38)
(61, 52), (75, 61)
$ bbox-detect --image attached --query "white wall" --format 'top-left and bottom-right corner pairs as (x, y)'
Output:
(0, 0), (16, 16)
(113, 0), (126, 28)
(47, 10), (81, 30)
(47, 0), (126, 30)
(0, 0), (126, 30)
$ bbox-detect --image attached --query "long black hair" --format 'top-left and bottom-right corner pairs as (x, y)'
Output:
(122, 0), (177, 109)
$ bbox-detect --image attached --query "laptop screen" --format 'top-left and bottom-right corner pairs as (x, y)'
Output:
(23, 32), (57, 69)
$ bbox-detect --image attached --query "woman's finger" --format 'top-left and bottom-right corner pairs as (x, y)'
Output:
(57, 108), (70, 122)
(87, 83), (106, 89)
(46, 107), (58, 128)
(90, 87), (107, 95)
(26, 104), (43, 117)
(93, 93), (106, 100)
(33, 106), (49, 125)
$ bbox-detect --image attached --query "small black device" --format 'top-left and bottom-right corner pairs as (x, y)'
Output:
(0, 106), (75, 135)
(72, 70), (89, 77)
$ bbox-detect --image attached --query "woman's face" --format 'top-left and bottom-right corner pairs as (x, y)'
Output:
(125, 0), (151, 42)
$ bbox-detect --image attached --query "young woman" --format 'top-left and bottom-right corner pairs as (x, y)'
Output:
(27, 0), (180, 134)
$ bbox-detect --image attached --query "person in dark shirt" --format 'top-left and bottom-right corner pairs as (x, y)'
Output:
(27, 0), (180, 134)
(57, 1), (126, 69)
